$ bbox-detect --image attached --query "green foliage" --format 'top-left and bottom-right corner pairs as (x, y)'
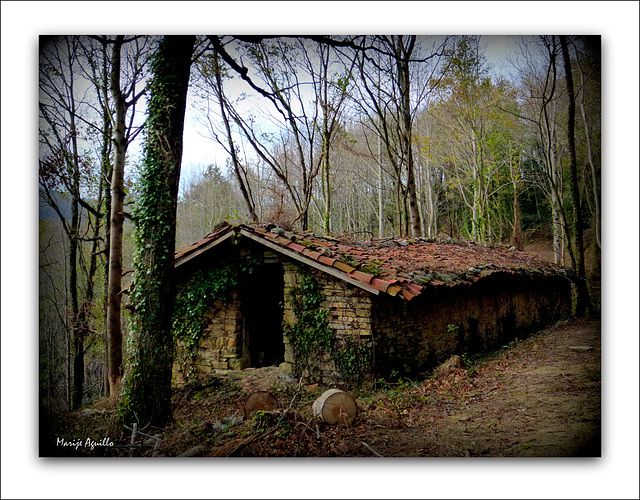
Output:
(284, 268), (371, 385)
(172, 257), (259, 367)
(119, 36), (196, 427)
(285, 270), (332, 379)
(460, 352), (473, 369)
(335, 336), (373, 385)
(251, 410), (293, 439)
(521, 441), (533, 450)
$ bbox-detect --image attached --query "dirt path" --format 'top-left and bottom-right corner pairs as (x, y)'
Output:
(351, 317), (602, 457)
(214, 317), (601, 457)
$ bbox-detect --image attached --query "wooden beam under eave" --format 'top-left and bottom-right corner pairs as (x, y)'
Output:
(239, 229), (380, 295)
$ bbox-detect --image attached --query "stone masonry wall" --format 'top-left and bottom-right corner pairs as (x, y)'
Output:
(371, 272), (572, 378)
(173, 257), (377, 388)
(281, 261), (374, 384)
(172, 288), (246, 387)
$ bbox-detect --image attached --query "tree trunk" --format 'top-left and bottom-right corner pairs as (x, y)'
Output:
(99, 39), (113, 397)
(68, 78), (83, 410)
(395, 36), (422, 237)
(122, 35), (195, 428)
(559, 35), (589, 317)
(511, 181), (524, 250)
(377, 133), (384, 238)
(321, 51), (331, 235)
(548, 126), (566, 266)
(577, 70), (600, 251)
(106, 35), (126, 398)
(212, 55), (258, 223)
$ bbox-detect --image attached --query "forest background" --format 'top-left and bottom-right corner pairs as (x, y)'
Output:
(2, 2), (639, 500)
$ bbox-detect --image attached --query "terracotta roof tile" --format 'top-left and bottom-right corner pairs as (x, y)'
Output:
(370, 278), (393, 293)
(317, 255), (337, 266)
(175, 222), (570, 300)
(287, 242), (306, 253)
(302, 248), (322, 260)
(333, 261), (356, 274)
(387, 285), (403, 297)
(401, 289), (418, 301)
(350, 269), (375, 284)
(174, 223), (233, 260)
(275, 236), (292, 246)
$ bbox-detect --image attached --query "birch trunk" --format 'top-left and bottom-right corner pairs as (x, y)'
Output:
(106, 35), (126, 397)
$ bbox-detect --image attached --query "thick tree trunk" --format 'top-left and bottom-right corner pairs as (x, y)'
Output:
(122, 35), (195, 428)
(106, 35), (126, 398)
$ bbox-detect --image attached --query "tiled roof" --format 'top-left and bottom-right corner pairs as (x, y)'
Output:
(174, 222), (234, 261)
(175, 222), (570, 300)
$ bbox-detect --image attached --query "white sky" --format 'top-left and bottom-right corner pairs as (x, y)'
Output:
(2, 2), (639, 499)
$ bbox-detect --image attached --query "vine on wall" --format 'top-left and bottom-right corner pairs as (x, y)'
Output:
(285, 267), (372, 385)
(172, 256), (259, 374)
(285, 270), (332, 382)
(335, 336), (373, 385)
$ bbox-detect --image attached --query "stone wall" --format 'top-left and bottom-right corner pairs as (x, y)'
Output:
(172, 288), (246, 387)
(281, 261), (374, 384)
(371, 272), (572, 378)
(173, 256), (377, 387)
(173, 252), (571, 388)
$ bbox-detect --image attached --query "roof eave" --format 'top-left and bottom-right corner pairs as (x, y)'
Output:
(238, 228), (380, 295)
(174, 228), (235, 268)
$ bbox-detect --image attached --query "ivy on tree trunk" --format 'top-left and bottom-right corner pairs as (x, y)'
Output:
(559, 35), (590, 317)
(121, 35), (195, 428)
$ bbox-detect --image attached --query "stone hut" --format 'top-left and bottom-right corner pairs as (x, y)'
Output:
(171, 222), (573, 387)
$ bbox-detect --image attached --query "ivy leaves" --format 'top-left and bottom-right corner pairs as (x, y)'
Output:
(285, 269), (371, 385)
(172, 257), (259, 363)
(286, 272), (332, 364)
(335, 336), (373, 385)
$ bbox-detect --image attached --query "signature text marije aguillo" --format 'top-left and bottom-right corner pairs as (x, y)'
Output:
(56, 437), (114, 450)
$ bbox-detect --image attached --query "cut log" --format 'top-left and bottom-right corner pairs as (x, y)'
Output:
(313, 389), (358, 425)
(243, 391), (279, 418)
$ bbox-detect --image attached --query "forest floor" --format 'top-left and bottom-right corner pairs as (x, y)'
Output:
(41, 316), (601, 458)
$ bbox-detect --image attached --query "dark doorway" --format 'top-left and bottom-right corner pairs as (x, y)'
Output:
(243, 264), (285, 367)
